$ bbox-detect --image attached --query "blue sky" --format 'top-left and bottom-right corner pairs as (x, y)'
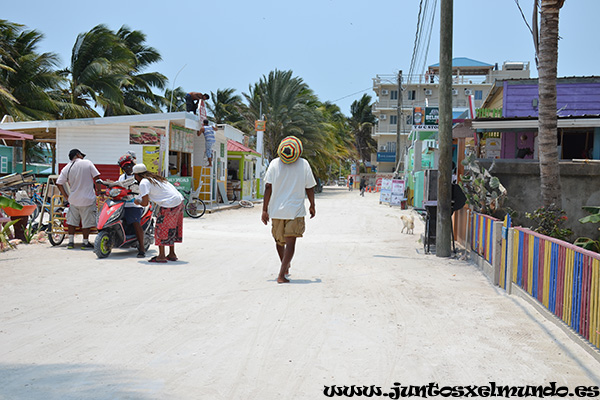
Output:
(3, 0), (598, 116)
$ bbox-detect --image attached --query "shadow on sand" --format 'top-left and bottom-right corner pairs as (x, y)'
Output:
(0, 363), (161, 400)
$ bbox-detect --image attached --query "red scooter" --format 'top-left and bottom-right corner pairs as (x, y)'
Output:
(94, 179), (154, 258)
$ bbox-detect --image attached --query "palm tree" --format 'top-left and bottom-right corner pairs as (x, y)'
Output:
(0, 21), (64, 121)
(348, 94), (377, 170)
(0, 20), (20, 108)
(242, 69), (324, 160)
(207, 88), (244, 126)
(163, 86), (187, 112)
(60, 24), (134, 119)
(105, 26), (167, 115)
(314, 101), (355, 180)
(535, 0), (565, 208)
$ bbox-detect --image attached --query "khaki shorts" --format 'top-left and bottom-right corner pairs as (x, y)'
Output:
(271, 217), (305, 246)
(66, 204), (97, 229)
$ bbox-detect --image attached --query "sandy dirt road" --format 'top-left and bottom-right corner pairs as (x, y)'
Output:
(1, 186), (599, 399)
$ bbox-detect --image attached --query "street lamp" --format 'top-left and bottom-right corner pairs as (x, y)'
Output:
(169, 64), (187, 113)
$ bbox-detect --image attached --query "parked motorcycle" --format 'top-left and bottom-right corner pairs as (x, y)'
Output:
(94, 179), (154, 258)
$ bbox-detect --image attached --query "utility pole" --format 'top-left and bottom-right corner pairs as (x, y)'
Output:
(395, 70), (403, 176)
(436, 0), (453, 257)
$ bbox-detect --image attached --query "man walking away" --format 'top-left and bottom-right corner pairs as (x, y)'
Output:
(56, 149), (101, 249)
(261, 136), (316, 283)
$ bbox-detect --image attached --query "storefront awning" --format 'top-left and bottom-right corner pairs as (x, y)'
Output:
(0, 129), (33, 141)
(472, 117), (600, 130)
(227, 139), (260, 155)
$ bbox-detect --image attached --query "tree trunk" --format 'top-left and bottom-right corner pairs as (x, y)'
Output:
(537, 0), (563, 208)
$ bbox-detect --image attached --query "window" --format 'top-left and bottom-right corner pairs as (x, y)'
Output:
(389, 115), (397, 125)
(390, 90), (398, 100)
(386, 142), (397, 153)
(475, 90), (483, 100)
(0, 156), (6, 173)
(407, 90), (416, 100)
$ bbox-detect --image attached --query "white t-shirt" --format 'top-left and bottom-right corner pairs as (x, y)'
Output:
(264, 158), (316, 220)
(56, 158), (100, 207)
(118, 173), (142, 209)
(137, 179), (184, 208)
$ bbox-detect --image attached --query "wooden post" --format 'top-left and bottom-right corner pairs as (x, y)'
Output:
(436, 0), (453, 257)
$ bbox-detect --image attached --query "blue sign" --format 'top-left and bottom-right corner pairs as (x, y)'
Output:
(377, 152), (396, 162)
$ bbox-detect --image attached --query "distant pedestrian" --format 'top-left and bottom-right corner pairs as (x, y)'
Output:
(185, 92), (210, 114)
(133, 164), (184, 263)
(198, 119), (216, 167)
(261, 136), (316, 283)
(56, 149), (101, 249)
(348, 176), (354, 191)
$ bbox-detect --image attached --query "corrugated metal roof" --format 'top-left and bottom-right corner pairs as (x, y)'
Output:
(227, 139), (260, 155)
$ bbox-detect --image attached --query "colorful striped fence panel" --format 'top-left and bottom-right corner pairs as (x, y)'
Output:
(470, 212), (499, 264)
(510, 227), (600, 349)
(499, 215), (511, 290)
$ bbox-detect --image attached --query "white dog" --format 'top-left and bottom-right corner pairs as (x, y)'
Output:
(400, 215), (414, 234)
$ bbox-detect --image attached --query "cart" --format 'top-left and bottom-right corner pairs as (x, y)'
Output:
(415, 200), (457, 255)
(47, 194), (102, 246)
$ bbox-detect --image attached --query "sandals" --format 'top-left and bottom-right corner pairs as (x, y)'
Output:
(167, 256), (178, 261)
(148, 256), (167, 263)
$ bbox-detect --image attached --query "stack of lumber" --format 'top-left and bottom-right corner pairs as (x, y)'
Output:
(0, 171), (36, 190)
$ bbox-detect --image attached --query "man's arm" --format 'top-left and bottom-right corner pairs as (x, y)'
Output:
(93, 174), (101, 195)
(306, 186), (316, 218)
(261, 183), (272, 225)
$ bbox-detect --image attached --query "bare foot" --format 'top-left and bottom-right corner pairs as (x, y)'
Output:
(277, 276), (290, 284)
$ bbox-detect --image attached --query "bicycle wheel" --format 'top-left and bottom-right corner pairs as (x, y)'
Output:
(48, 232), (65, 246)
(185, 198), (206, 218)
(239, 200), (254, 208)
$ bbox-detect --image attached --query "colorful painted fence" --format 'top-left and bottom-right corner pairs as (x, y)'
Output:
(509, 227), (600, 350)
(470, 211), (499, 265)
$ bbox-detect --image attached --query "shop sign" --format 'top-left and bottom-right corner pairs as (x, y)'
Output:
(130, 126), (164, 145)
(142, 146), (160, 173)
(424, 107), (439, 126)
(167, 176), (192, 197)
(255, 120), (266, 131)
(170, 123), (194, 153)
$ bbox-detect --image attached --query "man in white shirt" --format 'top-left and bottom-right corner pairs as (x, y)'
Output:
(261, 136), (316, 283)
(56, 149), (101, 249)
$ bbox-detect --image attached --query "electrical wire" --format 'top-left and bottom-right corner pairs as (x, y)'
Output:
(331, 86), (374, 103)
(407, 0), (438, 85)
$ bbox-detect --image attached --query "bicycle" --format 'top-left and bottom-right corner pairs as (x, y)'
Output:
(181, 185), (206, 218)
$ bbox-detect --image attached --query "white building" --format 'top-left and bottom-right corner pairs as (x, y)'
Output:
(371, 58), (530, 173)
(0, 112), (252, 204)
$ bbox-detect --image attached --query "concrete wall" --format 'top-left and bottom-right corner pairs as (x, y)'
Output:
(479, 159), (600, 239)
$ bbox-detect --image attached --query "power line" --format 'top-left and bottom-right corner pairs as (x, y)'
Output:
(331, 87), (373, 103)
(407, 0), (438, 84)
